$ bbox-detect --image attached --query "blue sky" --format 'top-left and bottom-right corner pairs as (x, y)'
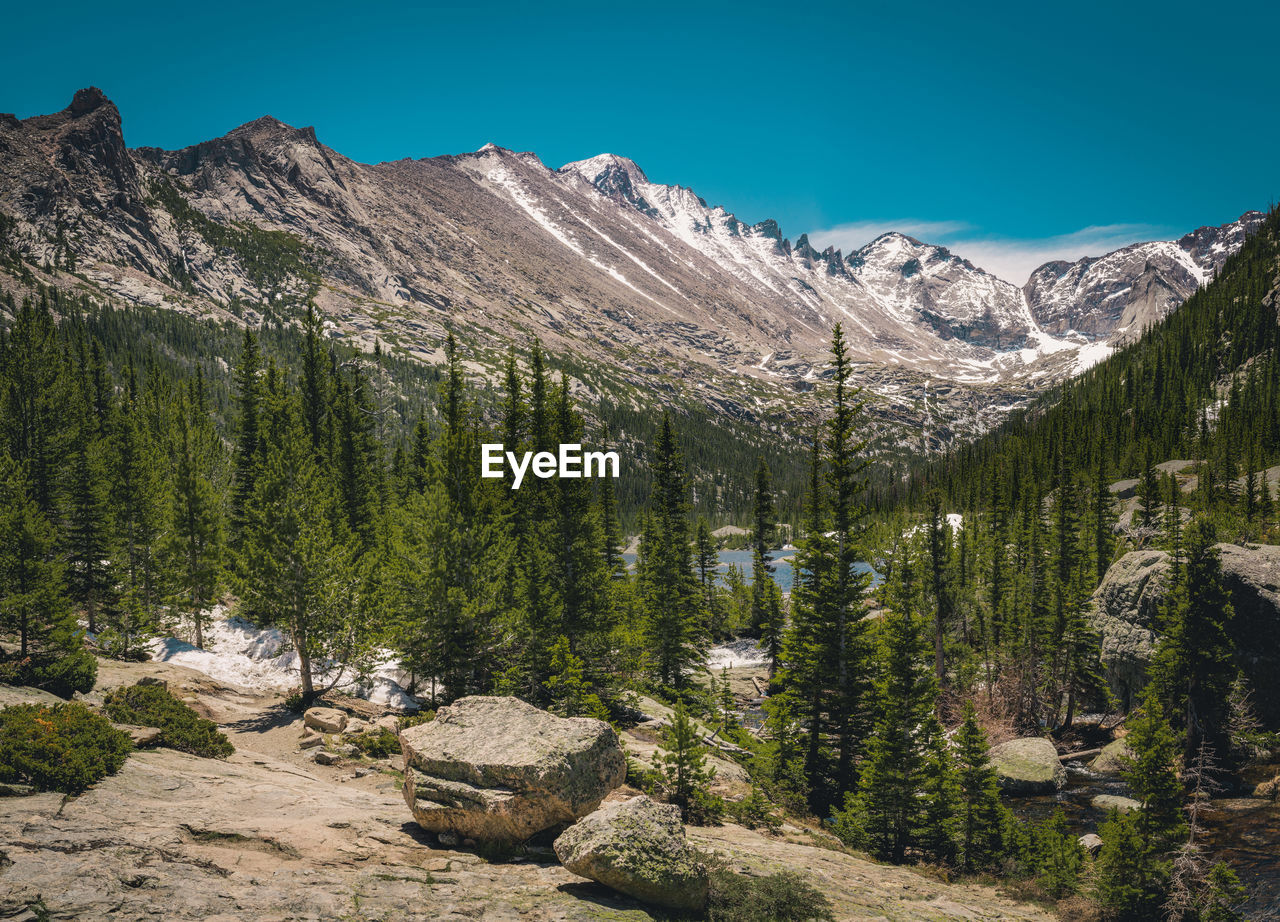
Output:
(5, 0), (1277, 281)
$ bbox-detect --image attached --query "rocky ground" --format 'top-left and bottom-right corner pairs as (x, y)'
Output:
(0, 656), (1058, 921)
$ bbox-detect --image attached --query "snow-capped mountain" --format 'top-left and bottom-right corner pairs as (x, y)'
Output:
(0, 89), (1265, 443)
(1024, 214), (1265, 339)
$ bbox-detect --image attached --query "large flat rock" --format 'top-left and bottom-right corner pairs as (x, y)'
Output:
(988, 737), (1067, 795)
(400, 696), (625, 843)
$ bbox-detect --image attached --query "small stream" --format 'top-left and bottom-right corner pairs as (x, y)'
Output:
(1009, 760), (1280, 920)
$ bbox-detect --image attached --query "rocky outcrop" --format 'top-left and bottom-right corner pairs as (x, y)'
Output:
(1090, 738), (1134, 773)
(0, 656), (1061, 922)
(989, 738), (1067, 795)
(112, 723), (162, 747)
(0, 743), (1058, 922)
(1090, 549), (1169, 709)
(1090, 544), (1280, 724)
(400, 696), (625, 844)
(554, 796), (708, 911)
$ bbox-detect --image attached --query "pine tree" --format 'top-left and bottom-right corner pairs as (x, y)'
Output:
(758, 575), (784, 681)
(0, 452), (95, 694)
(229, 328), (261, 542)
(718, 665), (735, 727)
(1032, 810), (1084, 898)
(395, 334), (508, 702)
(926, 489), (952, 690)
(0, 300), (72, 517)
(1125, 691), (1187, 854)
(1096, 691), (1186, 919)
(750, 457), (784, 675)
(544, 635), (608, 719)
(822, 324), (873, 795)
(65, 423), (114, 634)
(1150, 519), (1236, 765)
(331, 366), (382, 552)
(781, 327), (873, 810)
(237, 382), (363, 702)
(549, 374), (609, 661)
(835, 600), (945, 864)
(1092, 440), (1116, 585)
(749, 457), (776, 629)
(638, 411), (705, 688)
(164, 400), (223, 649)
(300, 303), (329, 453)
(597, 424), (625, 579)
(1137, 443), (1161, 530)
(1096, 810), (1153, 919)
(694, 517), (719, 629)
(1163, 471), (1184, 554)
(106, 394), (164, 655)
(953, 701), (1006, 870)
(659, 700), (717, 822)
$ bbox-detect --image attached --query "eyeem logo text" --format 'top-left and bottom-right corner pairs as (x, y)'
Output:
(481, 443), (620, 490)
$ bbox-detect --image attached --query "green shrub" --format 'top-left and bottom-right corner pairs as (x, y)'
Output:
(728, 787), (781, 832)
(0, 702), (132, 793)
(707, 869), (836, 922)
(352, 727), (400, 758)
(103, 683), (234, 759)
(0, 649), (98, 697)
(397, 711), (435, 731)
(686, 787), (727, 826)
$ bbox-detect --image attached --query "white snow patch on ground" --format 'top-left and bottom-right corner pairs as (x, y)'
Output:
(707, 638), (769, 670)
(148, 608), (418, 711)
(1073, 340), (1115, 373)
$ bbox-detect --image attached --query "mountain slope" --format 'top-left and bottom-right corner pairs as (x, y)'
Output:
(1023, 214), (1265, 339)
(915, 206), (1280, 512)
(0, 89), (1265, 450)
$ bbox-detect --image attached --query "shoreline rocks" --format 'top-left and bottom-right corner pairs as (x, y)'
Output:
(1092, 794), (1141, 813)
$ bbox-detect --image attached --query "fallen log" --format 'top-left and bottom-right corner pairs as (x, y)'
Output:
(1059, 747), (1103, 763)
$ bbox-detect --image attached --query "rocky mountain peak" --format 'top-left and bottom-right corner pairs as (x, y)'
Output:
(224, 115), (320, 148)
(559, 153), (649, 187)
(559, 153), (656, 215)
(69, 86), (112, 116)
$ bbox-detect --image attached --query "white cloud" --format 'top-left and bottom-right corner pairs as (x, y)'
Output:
(808, 219), (1177, 284)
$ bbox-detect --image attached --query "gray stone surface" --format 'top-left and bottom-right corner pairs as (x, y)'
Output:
(304, 706), (348, 733)
(1090, 738), (1134, 773)
(554, 796), (708, 911)
(988, 737), (1067, 795)
(400, 696), (625, 844)
(1092, 794), (1141, 813)
(1090, 544), (1280, 723)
